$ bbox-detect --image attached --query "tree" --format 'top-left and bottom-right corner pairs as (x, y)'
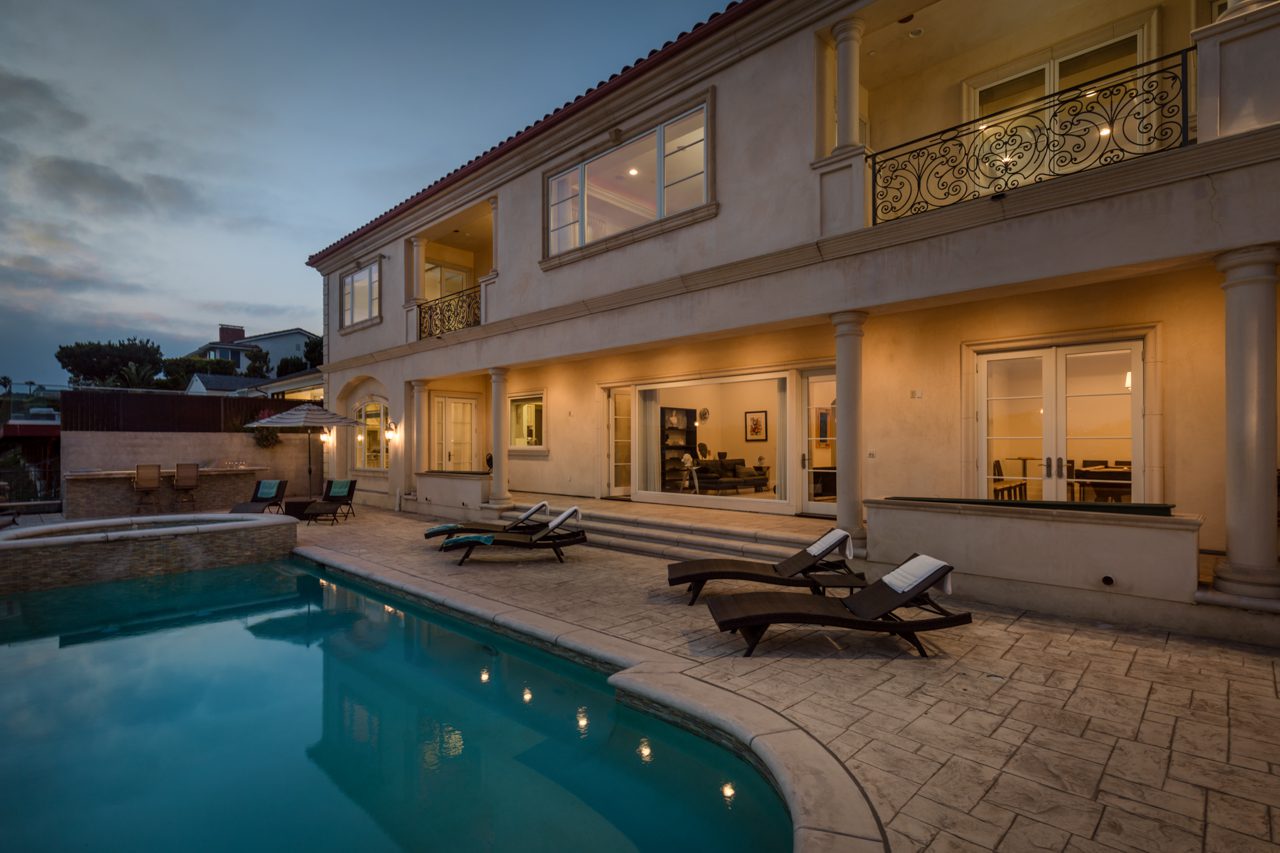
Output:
(158, 357), (236, 390)
(304, 336), (323, 369)
(56, 338), (163, 386)
(113, 361), (158, 388)
(0, 375), (10, 423)
(275, 356), (307, 378)
(243, 348), (271, 379)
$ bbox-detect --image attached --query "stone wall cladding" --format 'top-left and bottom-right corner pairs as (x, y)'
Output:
(0, 517), (297, 595)
(63, 470), (265, 519)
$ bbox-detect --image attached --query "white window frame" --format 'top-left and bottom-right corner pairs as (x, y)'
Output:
(962, 11), (1159, 121)
(352, 398), (390, 472)
(340, 260), (382, 328)
(546, 105), (708, 257)
(508, 391), (547, 456)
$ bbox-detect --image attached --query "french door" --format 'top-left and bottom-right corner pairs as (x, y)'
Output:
(801, 372), (837, 516)
(978, 342), (1143, 503)
(608, 388), (632, 497)
(432, 395), (479, 471)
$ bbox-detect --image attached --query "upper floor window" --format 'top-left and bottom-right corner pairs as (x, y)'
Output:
(341, 262), (380, 327)
(354, 400), (390, 470)
(421, 263), (471, 301)
(547, 106), (706, 256)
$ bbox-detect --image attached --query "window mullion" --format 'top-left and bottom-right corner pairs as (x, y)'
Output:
(577, 164), (586, 248)
(656, 124), (666, 219)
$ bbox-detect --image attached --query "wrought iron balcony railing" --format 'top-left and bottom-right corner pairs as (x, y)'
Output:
(418, 287), (481, 339)
(870, 48), (1194, 224)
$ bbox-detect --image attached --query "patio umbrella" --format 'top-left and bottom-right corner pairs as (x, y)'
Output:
(247, 608), (363, 647)
(245, 403), (362, 495)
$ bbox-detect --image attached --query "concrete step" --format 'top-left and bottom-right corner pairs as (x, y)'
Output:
(503, 500), (868, 564)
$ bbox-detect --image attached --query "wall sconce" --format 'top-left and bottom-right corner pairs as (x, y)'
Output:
(384, 419), (398, 440)
(356, 432), (364, 443)
(320, 428), (332, 444)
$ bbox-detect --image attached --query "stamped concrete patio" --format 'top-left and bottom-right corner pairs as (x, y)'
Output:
(298, 507), (1280, 852)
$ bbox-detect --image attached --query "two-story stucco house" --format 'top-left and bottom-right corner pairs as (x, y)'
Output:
(307, 0), (1280, 627)
(189, 324), (320, 376)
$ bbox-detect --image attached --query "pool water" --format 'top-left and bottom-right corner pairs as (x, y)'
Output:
(0, 560), (791, 852)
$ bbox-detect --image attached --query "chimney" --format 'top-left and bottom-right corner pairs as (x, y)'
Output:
(219, 324), (246, 343)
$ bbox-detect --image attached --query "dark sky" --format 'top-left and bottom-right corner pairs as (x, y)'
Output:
(0, 0), (732, 384)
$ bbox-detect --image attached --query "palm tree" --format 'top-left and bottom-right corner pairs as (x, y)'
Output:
(114, 362), (157, 388)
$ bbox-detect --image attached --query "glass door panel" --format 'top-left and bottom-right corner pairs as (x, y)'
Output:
(609, 389), (632, 496)
(1062, 348), (1135, 503)
(448, 400), (475, 471)
(803, 374), (837, 515)
(981, 354), (1049, 501)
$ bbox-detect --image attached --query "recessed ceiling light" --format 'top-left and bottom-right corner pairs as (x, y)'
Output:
(628, 168), (639, 176)
(909, 28), (923, 38)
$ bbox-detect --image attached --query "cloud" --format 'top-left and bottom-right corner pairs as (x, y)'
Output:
(0, 65), (88, 135)
(0, 252), (149, 296)
(189, 298), (308, 319)
(24, 155), (206, 217)
(0, 136), (20, 169)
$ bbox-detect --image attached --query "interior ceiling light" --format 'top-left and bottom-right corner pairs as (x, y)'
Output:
(897, 14), (914, 23)
(909, 27), (923, 38)
(628, 168), (639, 176)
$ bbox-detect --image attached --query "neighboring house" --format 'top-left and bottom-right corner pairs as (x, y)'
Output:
(234, 369), (325, 402)
(306, 0), (1280, 609)
(189, 324), (319, 375)
(185, 373), (263, 396)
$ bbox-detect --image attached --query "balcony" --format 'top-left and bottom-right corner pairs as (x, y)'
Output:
(418, 287), (481, 340)
(869, 49), (1195, 224)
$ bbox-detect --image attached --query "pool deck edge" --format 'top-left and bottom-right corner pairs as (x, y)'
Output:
(293, 543), (889, 853)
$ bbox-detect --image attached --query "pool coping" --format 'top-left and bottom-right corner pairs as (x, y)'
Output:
(294, 544), (889, 853)
(0, 512), (296, 546)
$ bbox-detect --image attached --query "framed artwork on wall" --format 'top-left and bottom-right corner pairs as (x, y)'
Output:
(744, 410), (768, 442)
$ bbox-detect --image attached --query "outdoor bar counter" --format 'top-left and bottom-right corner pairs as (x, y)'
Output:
(62, 467), (268, 520)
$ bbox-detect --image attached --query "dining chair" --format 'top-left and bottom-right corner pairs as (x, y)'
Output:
(173, 463), (199, 510)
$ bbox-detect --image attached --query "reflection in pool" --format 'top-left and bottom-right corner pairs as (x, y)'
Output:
(0, 560), (791, 852)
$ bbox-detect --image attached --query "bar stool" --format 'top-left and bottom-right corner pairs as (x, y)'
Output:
(133, 464), (161, 514)
(173, 463), (199, 510)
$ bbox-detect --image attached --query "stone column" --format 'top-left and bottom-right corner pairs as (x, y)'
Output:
(832, 311), (868, 539)
(487, 197), (499, 277)
(411, 380), (430, 476)
(488, 367), (512, 505)
(1215, 245), (1280, 598)
(832, 18), (865, 150)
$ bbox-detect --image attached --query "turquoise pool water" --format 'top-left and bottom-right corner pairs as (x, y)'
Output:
(0, 560), (791, 852)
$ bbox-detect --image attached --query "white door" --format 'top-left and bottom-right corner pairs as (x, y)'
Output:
(978, 342), (1143, 503)
(801, 372), (837, 515)
(608, 388), (632, 497)
(432, 395), (478, 471)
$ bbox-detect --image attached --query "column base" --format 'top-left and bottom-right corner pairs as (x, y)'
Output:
(481, 499), (514, 512)
(1213, 558), (1280, 599)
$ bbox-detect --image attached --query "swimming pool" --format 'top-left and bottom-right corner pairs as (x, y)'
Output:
(0, 559), (791, 852)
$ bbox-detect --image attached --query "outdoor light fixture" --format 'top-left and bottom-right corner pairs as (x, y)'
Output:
(522, 687), (533, 704)
(320, 428), (332, 444)
(385, 419), (398, 440)
(480, 668), (490, 683)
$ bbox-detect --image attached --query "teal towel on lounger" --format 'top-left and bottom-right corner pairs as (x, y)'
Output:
(426, 523), (462, 536)
(445, 534), (494, 546)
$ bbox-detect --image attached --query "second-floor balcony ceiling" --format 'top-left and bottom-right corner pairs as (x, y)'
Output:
(869, 48), (1195, 224)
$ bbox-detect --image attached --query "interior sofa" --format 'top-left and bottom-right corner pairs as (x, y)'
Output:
(697, 458), (769, 494)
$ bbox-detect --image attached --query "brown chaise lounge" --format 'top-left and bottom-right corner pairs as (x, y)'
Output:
(423, 501), (551, 545)
(230, 479), (288, 514)
(668, 528), (864, 605)
(707, 554), (970, 657)
(439, 505), (586, 566)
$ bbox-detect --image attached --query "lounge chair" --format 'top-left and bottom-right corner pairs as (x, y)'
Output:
(423, 501), (552, 544)
(706, 554), (971, 657)
(667, 528), (865, 605)
(439, 505), (586, 566)
(321, 479), (357, 519)
(298, 500), (344, 526)
(230, 479), (288, 514)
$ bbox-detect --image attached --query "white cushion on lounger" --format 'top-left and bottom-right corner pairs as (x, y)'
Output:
(882, 554), (950, 594)
(805, 528), (855, 560)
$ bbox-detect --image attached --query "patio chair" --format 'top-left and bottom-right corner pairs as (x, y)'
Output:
(706, 553), (971, 657)
(230, 479), (288, 514)
(423, 501), (551, 545)
(133, 464), (162, 514)
(173, 463), (199, 510)
(439, 505), (587, 566)
(667, 528), (865, 605)
(298, 500), (344, 526)
(321, 479), (358, 519)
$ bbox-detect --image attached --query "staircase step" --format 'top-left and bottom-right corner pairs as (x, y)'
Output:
(503, 501), (867, 563)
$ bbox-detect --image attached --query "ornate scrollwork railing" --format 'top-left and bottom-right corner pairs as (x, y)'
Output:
(418, 287), (481, 339)
(870, 49), (1194, 224)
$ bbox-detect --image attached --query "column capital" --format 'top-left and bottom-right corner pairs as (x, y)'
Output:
(831, 17), (865, 42)
(830, 310), (869, 333)
(1216, 244), (1280, 276)
(411, 379), (430, 390)
(488, 366), (509, 379)
(488, 196), (498, 210)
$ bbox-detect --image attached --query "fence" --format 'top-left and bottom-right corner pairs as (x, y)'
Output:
(61, 390), (304, 433)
